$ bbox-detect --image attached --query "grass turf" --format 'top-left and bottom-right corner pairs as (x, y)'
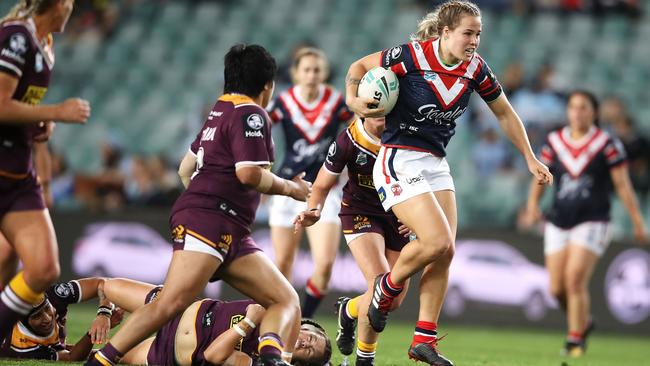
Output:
(1, 304), (648, 365)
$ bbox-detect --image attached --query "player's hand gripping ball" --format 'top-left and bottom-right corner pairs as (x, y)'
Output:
(357, 67), (399, 115)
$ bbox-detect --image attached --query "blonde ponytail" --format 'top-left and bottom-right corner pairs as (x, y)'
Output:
(412, 0), (481, 42)
(1, 0), (54, 24)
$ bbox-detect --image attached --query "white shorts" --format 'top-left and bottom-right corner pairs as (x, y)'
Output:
(544, 221), (611, 256)
(268, 183), (342, 228)
(372, 146), (455, 211)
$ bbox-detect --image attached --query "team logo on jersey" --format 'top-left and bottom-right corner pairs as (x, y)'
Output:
(246, 114), (264, 130)
(357, 174), (374, 189)
(9, 34), (27, 55)
(391, 183), (402, 196)
(355, 152), (368, 166)
(423, 71), (438, 82)
(378, 187), (386, 203)
(172, 225), (185, 244)
(35, 53), (43, 72)
(390, 46), (402, 60)
(54, 283), (73, 298)
(353, 215), (372, 231)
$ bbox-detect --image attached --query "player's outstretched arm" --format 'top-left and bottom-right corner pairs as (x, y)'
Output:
(345, 52), (385, 117)
(0, 73), (90, 125)
(57, 333), (94, 361)
(487, 93), (553, 186)
(236, 165), (311, 201)
(294, 166), (338, 230)
(610, 164), (649, 243)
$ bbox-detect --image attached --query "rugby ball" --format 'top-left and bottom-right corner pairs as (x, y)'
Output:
(357, 67), (399, 115)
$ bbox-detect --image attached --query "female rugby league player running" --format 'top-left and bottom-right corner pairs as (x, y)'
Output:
(345, 1), (553, 365)
(87, 45), (311, 366)
(0, 0), (90, 341)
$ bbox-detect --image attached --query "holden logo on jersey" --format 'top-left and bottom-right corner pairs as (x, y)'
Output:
(391, 183), (402, 196)
(356, 152), (367, 166)
(9, 33), (27, 54)
(54, 283), (74, 298)
(246, 114), (264, 130)
(245, 130), (263, 138)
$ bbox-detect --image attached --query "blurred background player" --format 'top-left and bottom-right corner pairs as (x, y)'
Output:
(267, 47), (353, 318)
(523, 90), (648, 357)
(0, 0), (90, 339)
(98, 279), (332, 366)
(0, 277), (124, 362)
(344, 1), (553, 364)
(86, 44), (311, 366)
(294, 116), (411, 366)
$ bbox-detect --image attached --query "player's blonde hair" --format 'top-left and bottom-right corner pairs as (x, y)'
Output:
(1, 0), (58, 24)
(412, 0), (481, 42)
(291, 47), (330, 84)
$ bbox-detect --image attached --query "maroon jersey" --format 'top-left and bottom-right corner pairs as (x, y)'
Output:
(0, 18), (54, 178)
(324, 119), (385, 216)
(171, 94), (275, 229)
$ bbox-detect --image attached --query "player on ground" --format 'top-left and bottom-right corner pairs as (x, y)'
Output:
(267, 47), (353, 318)
(294, 117), (411, 366)
(86, 44), (311, 366)
(523, 91), (648, 357)
(98, 279), (332, 366)
(0, 0), (91, 339)
(344, 1), (553, 364)
(0, 278), (124, 361)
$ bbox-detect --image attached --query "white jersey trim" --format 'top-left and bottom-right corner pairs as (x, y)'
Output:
(234, 160), (271, 168)
(548, 129), (609, 178)
(322, 164), (341, 176)
(0, 59), (22, 76)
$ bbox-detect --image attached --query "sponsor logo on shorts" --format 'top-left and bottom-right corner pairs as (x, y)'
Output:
(353, 215), (372, 231)
(406, 174), (424, 185)
(172, 225), (185, 244)
(391, 183), (402, 196)
(356, 152), (368, 166)
(54, 283), (74, 298)
(229, 314), (245, 350)
(378, 187), (386, 203)
(358, 174), (374, 189)
(202, 311), (214, 327)
(218, 234), (233, 252)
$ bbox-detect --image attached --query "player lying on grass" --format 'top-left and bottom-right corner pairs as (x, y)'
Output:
(0, 277), (124, 361)
(98, 278), (332, 366)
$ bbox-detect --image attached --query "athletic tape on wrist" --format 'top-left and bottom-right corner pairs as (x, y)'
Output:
(233, 324), (247, 337)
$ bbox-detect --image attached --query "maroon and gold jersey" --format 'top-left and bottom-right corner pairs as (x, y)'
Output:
(324, 118), (385, 216)
(171, 94), (275, 230)
(0, 18), (54, 178)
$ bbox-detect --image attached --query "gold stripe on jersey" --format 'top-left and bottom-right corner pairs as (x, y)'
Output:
(347, 119), (380, 156)
(11, 321), (60, 350)
(218, 94), (256, 106)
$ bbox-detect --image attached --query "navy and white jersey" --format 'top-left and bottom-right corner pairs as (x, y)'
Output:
(268, 85), (353, 182)
(380, 38), (502, 156)
(541, 126), (627, 228)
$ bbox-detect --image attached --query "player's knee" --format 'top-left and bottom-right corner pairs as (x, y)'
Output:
(25, 260), (60, 288)
(564, 271), (586, 294)
(419, 234), (453, 263)
(437, 243), (455, 267)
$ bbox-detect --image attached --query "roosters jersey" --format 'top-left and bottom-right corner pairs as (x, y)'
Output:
(268, 85), (352, 182)
(540, 127), (627, 228)
(0, 18), (54, 178)
(380, 38), (502, 156)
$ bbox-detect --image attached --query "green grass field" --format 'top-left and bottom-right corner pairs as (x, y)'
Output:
(2, 305), (649, 365)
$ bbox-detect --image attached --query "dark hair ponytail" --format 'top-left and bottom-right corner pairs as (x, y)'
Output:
(223, 44), (277, 98)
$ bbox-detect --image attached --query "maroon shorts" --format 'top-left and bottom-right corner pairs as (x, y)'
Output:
(146, 310), (182, 366)
(339, 212), (409, 251)
(0, 174), (45, 220)
(169, 208), (261, 280)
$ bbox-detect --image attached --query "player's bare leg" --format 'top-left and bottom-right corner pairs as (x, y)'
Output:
(407, 190), (455, 366)
(103, 278), (158, 313)
(368, 191), (452, 333)
(119, 337), (154, 365)
(563, 244), (598, 357)
(221, 251), (301, 366)
(86, 251), (218, 366)
(271, 226), (302, 282)
(304, 221), (340, 317)
(347, 235), (406, 365)
(0, 210), (59, 338)
(545, 249), (569, 312)
(0, 232), (18, 289)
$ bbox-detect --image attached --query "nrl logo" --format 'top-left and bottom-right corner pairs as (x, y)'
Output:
(356, 152), (367, 166)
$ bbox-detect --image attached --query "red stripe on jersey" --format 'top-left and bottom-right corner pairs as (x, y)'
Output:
(269, 110), (281, 123)
(390, 63), (407, 77)
(288, 87), (332, 125)
(382, 147), (391, 184)
(383, 144), (441, 155)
